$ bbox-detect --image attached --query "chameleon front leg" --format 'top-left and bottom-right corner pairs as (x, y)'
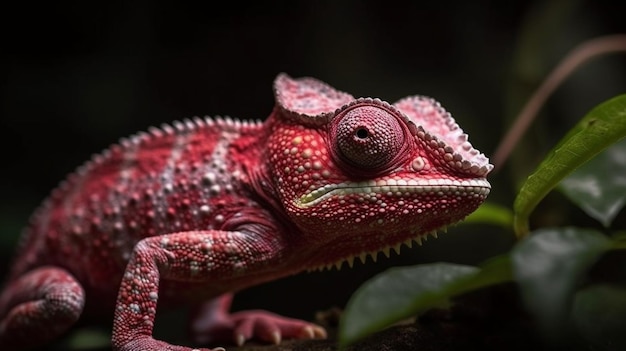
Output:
(112, 230), (324, 351)
(0, 267), (85, 351)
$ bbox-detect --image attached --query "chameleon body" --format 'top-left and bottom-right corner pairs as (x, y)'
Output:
(0, 74), (492, 351)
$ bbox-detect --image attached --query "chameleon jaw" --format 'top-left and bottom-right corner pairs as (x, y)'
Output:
(296, 178), (491, 208)
(306, 226), (446, 272)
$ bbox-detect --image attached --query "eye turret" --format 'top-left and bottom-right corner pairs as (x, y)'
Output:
(331, 103), (407, 174)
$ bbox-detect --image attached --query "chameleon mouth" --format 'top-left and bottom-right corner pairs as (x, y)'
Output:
(296, 178), (491, 208)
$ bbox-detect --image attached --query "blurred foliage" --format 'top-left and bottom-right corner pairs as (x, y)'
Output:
(513, 94), (626, 235)
(560, 139), (626, 227)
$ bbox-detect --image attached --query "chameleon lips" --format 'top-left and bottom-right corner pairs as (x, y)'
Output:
(296, 178), (491, 208)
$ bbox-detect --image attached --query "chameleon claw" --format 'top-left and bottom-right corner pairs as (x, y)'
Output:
(301, 325), (327, 339)
(235, 333), (246, 347)
(302, 326), (315, 339)
(315, 325), (328, 338)
(271, 330), (281, 344)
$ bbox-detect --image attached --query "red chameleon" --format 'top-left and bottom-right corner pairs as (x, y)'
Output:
(0, 74), (492, 351)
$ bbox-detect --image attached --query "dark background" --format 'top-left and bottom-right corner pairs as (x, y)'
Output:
(1, 0), (625, 343)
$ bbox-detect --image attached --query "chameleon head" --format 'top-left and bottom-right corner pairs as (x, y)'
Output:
(267, 74), (493, 269)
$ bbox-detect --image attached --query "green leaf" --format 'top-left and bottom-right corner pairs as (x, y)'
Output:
(339, 263), (475, 346)
(511, 228), (612, 336)
(560, 139), (626, 228)
(463, 202), (514, 229)
(451, 255), (514, 292)
(513, 94), (626, 237)
(339, 256), (512, 347)
(572, 285), (626, 351)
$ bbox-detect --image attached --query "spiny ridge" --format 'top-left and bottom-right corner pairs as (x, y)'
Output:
(306, 226), (449, 273)
(54, 115), (264, 201)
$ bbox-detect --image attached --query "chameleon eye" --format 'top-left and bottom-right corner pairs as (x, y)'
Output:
(332, 105), (405, 171)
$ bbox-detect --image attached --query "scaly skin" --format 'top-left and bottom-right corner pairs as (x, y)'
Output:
(0, 74), (492, 351)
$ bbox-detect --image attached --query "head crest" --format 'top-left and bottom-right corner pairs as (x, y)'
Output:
(274, 73), (354, 125)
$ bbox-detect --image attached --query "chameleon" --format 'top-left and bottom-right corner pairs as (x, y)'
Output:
(0, 73), (492, 351)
